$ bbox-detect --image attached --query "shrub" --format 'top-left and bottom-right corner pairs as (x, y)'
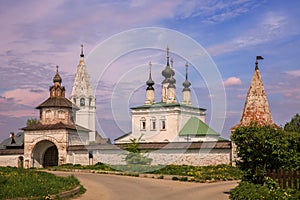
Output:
(231, 125), (300, 183)
(230, 177), (300, 200)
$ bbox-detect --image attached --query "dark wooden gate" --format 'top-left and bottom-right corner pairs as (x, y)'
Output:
(43, 145), (58, 167)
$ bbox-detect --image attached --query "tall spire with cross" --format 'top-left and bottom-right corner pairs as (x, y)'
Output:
(70, 44), (96, 142)
(231, 56), (278, 131)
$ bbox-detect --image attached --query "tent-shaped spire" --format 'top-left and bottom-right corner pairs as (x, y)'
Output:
(231, 57), (278, 131)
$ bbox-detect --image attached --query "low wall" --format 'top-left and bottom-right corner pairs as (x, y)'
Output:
(68, 141), (232, 166)
(0, 149), (24, 167)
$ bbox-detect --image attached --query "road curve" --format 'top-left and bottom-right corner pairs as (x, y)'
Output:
(51, 171), (238, 200)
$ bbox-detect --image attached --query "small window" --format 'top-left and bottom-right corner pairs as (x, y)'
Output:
(161, 120), (166, 130)
(73, 98), (76, 104)
(89, 97), (92, 106)
(152, 121), (156, 130)
(150, 118), (156, 130)
(58, 110), (65, 119)
(80, 98), (85, 106)
(140, 117), (146, 130)
(45, 110), (52, 119)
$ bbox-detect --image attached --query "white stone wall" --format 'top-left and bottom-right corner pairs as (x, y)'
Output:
(0, 155), (23, 167)
(148, 149), (231, 166)
(69, 147), (231, 166)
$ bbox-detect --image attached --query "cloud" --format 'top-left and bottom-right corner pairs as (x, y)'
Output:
(207, 12), (288, 56)
(2, 89), (48, 107)
(174, 0), (260, 23)
(285, 70), (300, 77)
(224, 77), (242, 86)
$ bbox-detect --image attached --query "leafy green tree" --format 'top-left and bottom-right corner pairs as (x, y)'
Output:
(231, 125), (300, 183)
(26, 118), (39, 126)
(284, 113), (300, 133)
(124, 136), (152, 165)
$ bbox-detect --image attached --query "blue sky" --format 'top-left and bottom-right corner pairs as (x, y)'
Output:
(0, 0), (299, 141)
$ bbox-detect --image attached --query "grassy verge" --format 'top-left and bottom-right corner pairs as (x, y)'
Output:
(0, 166), (83, 199)
(49, 163), (242, 182)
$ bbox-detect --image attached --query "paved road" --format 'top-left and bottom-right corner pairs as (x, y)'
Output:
(52, 171), (238, 200)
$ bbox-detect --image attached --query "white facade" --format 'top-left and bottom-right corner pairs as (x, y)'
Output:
(70, 46), (96, 142)
(115, 48), (219, 144)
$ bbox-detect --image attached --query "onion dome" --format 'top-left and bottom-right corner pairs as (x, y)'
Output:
(53, 65), (62, 84)
(162, 47), (175, 82)
(146, 62), (155, 90)
(183, 63), (191, 91)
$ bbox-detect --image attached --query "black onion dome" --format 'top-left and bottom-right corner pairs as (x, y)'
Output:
(162, 64), (174, 78)
(53, 66), (62, 83)
(146, 76), (154, 90)
(183, 79), (191, 88)
(182, 62), (191, 91)
(146, 61), (155, 90)
(146, 77), (154, 87)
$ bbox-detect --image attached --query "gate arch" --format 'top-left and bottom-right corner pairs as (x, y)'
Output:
(32, 140), (58, 168)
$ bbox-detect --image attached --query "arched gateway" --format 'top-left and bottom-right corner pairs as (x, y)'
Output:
(31, 140), (58, 168)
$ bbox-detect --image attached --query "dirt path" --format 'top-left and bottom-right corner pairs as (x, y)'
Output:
(52, 171), (238, 200)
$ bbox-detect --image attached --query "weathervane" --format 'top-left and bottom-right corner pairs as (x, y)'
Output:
(255, 56), (264, 70)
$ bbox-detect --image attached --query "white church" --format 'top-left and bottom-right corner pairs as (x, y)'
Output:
(115, 47), (220, 143)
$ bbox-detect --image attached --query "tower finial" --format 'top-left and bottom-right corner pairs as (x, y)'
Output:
(80, 44), (84, 58)
(185, 62), (188, 80)
(166, 46), (170, 66)
(255, 56), (263, 70)
(148, 61), (153, 81)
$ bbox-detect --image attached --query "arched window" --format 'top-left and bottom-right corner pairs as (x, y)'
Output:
(58, 110), (65, 119)
(80, 98), (85, 106)
(150, 117), (156, 130)
(160, 117), (166, 130)
(140, 117), (146, 130)
(45, 110), (52, 119)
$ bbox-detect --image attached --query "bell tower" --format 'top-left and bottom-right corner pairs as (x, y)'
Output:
(70, 45), (96, 142)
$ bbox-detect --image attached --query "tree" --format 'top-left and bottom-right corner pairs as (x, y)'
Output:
(231, 125), (300, 184)
(124, 136), (152, 165)
(26, 118), (39, 126)
(284, 113), (300, 133)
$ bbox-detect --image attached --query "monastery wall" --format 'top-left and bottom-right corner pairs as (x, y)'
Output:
(0, 154), (23, 167)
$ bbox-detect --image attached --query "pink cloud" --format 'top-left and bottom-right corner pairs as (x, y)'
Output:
(285, 70), (300, 77)
(2, 89), (48, 107)
(224, 77), (242, 86)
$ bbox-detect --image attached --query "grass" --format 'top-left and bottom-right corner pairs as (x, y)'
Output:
(49, 163), (242, 182)
(0, 166), (82, 199)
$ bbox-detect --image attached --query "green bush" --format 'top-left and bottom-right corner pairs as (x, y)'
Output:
(231, 125), (300, 183)
(230, 178), (300, 200)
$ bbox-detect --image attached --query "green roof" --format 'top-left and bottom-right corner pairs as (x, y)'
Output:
(131, 102), (206, 111)
(179, 117), (219, 136)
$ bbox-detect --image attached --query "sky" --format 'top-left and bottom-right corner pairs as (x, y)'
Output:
(0, 0), (299, 142)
